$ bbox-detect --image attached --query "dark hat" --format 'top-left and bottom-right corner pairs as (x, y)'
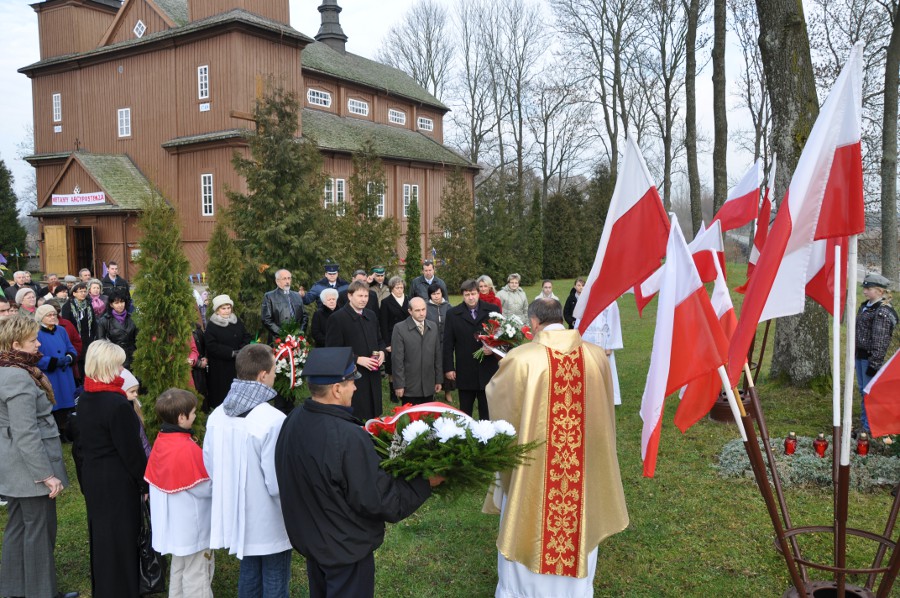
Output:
(863, 274), (890, 289)
(303, 347), (361, 385)
(324, 260), (339, 273)
(372, 266), (385, 274)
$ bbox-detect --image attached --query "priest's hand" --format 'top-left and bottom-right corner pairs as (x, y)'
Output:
(428, 475), (446, 487)
(445, 371), (456, 381)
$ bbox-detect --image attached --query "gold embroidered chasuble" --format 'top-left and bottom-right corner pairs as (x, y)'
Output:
(484, 328), (629, 578)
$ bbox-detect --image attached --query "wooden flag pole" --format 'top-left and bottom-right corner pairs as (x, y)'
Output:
(722, 366), (808, 595)
(832, 244), (843, 585)
(743, 364), (808, 582)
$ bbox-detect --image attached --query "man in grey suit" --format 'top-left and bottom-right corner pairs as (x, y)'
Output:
(391, 297), (442, 405)
(261, 269), (309, 343)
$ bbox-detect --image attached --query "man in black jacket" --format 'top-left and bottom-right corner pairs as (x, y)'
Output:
(443, 279), (499, 419)
(275, 348), (441, 597)
(261, 269), (308, 343)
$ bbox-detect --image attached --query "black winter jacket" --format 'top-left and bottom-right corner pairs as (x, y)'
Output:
(97, 312), (137, 368)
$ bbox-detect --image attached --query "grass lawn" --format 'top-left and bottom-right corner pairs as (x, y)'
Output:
(3, 269), (895, 596)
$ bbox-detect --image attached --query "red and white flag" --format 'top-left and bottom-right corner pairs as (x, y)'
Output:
(737, 157), (776, 294)
(674, 257), (738, 432)
(635, 220), (726, 315)
(726, 43), (865, 385)
(712, 158), (763, 232)
(639, 214), (729, 477)
(864, 351), (900, 437)
(574, 136), (669, 332)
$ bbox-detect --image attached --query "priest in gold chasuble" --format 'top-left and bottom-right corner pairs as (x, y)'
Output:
(485, 298), (628, 597)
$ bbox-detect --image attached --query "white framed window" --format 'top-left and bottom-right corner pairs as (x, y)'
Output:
(368, 182), (386, 217)
(133, 20), (146, 38)
(117, 108), (131, 137)
(324, 178), (346, 214)
(307, 89), (331, 107)
(402, 184), (419, 218)
(389, 109), (406, 125)
(197, 65), (209, 100)
(201, 173), (214, 216)
(348, 98), (369, 116)
(52, 93), (61, 122)
(417, 116), (434, 131)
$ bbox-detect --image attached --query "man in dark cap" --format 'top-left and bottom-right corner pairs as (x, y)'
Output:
(305, 260), (350, 307)
(369, 266), (389, 307)
(274, 348), (442, 598)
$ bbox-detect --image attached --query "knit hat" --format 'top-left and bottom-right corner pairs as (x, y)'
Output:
(212, 294), (233, 313)
(15, 287), (35, 304)
(34, 304), (57, 322)
(120, 368), (139, 392)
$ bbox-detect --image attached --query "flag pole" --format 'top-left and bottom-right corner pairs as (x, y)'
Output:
(743, 363), (808, 582)
(836, 235), (859, 597)
(831, 243), (842, 583)
(722, 366), (808, 595)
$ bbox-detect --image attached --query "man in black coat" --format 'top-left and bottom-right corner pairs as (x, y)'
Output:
(443, 279), (499, 419)
(336, 270), (379, 315)
(261, 269), (309, 343)
(100, 261), (130, 301)
(325, 281), (385, 420)
(274, 348), (440, 598)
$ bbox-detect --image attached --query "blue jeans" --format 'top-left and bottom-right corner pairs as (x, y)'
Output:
(855, 358), (874, 432)
(238, 549), (292, 598)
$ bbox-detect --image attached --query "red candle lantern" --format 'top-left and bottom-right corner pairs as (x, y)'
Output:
(813, 433), (828, 458)
(857, 433), (869, 457)
(784, 432), (797, 455)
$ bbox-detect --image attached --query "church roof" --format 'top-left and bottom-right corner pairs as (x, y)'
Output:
(301, 42), (448, 112)
(301, 109), (473, 168)
(32, 153), (152, 215)
(151, 0), (188, 26)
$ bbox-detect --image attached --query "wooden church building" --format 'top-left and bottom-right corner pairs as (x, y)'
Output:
(20, 0), (475, 278)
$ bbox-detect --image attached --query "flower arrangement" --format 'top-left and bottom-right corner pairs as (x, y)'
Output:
(473, 312), (533, 360)
(366, 402), (540, 499)
(272, 318), (310, 402)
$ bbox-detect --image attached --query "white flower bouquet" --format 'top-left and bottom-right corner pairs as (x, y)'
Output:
(365, 402), (539, 499)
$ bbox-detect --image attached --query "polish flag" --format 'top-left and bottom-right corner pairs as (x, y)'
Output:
(712, 159), (764, 232)
(639, 214), (729, 477)
(736, 158), (776, 294)
(635, 220), (726, 316)
(726, 43), (865, 385)
(674, 257), (738, 432)
(575, 136), (669, 332)
(863, 351), (900, 437)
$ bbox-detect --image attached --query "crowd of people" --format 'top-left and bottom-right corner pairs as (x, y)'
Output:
(2, 256), (893, 598)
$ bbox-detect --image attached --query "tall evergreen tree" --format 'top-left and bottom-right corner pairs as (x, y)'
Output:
(543, 188), (583, 279)
(405, 197), (422, 290)
(580, 163), (615, 271)
(131, 190), (195, 440)
(526, 190), (543, 281)
(0, 159), (26, 257)
(206, 218), (246, 321)
(475, 174), (520, 284)
(433, 169), (478, 290)
(333, 138), (400, 272)
(227, 83), (326, 314)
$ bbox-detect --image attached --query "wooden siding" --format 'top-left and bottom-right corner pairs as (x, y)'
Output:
(37, 213), (141, 279)
(378, 100), (413, 131)
(341, 87), (375, 122)
(36, 2), (116, 59)
(36, 164), (66, 204)
(190, 0), (290, 24)
(415, 107), (444, 144)
(103, 0), (172, 46)
(303, 78), (340, 116)
(175, 147), (247, 240)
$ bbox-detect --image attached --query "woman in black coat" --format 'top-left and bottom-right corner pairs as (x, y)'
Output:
(380, 276), (410, 404)
(96, 288), (137, 369)
(76, 339), (148, 598)
(310, 287), (339, 347)
(204, 294), (251, 410)
(61, 282), (98, 373)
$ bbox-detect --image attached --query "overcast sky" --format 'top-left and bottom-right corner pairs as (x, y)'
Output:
(0, 0), (752, 203)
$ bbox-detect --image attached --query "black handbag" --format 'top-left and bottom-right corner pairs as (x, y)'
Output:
(138, 498), (168, 595)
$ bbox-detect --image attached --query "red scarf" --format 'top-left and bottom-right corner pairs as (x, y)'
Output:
(144, 430), (210, 493)
(84, 375), (127, 396)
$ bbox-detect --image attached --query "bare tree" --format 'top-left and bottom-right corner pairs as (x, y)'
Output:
(728, 0), (771, 163)
(756, 0), (830, 385)
(527, 70), (593, 203)
(638, 0), (690, 210)
(376, 0), (454, 100)
(684, 0), (710, 234)
(712, 0), (728, 212)
(882, 0), (900, 283)
(553, 0), (646, 178)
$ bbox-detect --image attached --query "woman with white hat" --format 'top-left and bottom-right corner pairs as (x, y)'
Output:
(203, 294), (251, 411)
